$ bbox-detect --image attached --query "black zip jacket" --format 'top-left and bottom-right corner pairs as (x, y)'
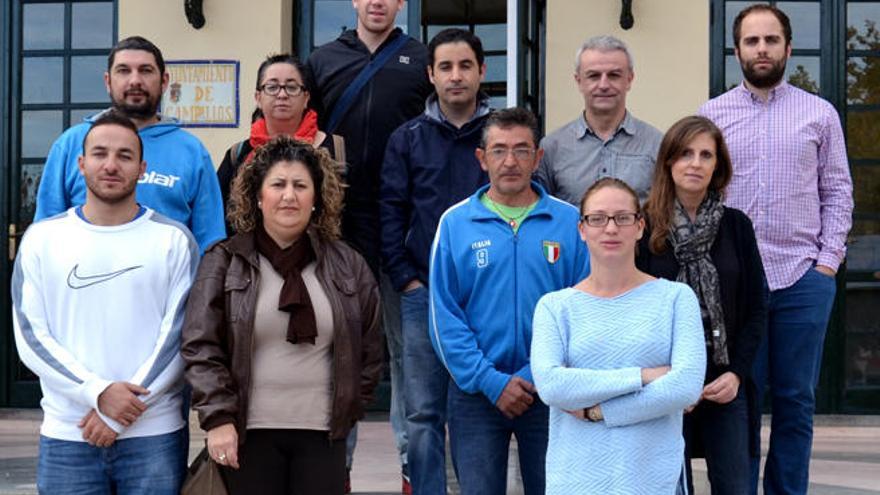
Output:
(636, 207), (767, 457)
(307, 28), (432, 223)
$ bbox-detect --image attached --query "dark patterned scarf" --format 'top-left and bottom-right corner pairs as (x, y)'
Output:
(254, 224), (317, 345)
(669, 191), (729, 366)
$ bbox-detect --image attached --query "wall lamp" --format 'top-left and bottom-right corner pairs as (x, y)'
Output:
(185, 0), (205, 29)
(620, 0), (634, 29)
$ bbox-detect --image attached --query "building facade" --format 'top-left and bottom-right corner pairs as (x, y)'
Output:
(0, 0), (877, 413)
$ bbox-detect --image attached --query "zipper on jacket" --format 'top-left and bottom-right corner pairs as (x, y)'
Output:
(240, 271), (258, 444)
(512, 227), (520, 374)
(509, 207), (537, 374)
(490, 210), (529, 374)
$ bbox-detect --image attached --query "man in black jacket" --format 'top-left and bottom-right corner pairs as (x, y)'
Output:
(380, 28), (490, 495)
(307, 0), (431, 272)
(307, 1), (431, 493)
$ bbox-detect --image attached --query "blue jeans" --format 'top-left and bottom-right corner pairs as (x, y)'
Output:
(37, 428), (186, 495)
(345, 423), (357, 471)
(447, 381), (548, 495)
(224, 429), (345, 495)
(402, 285), (448, 494)
(750, 267), (837, 495)
(685, 386), (750, 495)
(381, 272), (408, 472)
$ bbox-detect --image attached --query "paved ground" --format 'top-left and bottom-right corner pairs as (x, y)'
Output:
(1, 409), (878, 494)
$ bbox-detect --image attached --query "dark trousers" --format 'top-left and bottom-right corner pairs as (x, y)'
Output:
(223, 429), (346, 495)
(684, 387), (750, 495)
(341, 203), (380, 274)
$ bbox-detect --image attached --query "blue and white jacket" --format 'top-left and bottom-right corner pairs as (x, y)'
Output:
(34, 110), (225, 253)
(429, 183), (590, 404)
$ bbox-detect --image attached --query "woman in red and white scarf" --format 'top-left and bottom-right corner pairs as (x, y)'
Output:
(217, 54), (343, 236)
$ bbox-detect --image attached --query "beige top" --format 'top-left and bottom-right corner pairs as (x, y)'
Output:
(246, 257), (334, 430)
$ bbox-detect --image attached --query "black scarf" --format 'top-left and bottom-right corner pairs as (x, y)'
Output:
(254, 224), (317, 345)
(668, 191), (729, 366)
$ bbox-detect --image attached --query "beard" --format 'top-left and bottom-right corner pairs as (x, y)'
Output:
(112, 89), (160, 120)
(84, 174), (138, 204)
(741, 57), (787, 89)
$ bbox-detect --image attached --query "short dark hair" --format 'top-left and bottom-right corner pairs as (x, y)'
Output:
(255, 53), (311, 91)
(733, 4), (792, 49)
(428, 28), (485, 67)
(108, 36), (165, 75)
(82, 110), (143, 161)
(480, 107), (540, 148)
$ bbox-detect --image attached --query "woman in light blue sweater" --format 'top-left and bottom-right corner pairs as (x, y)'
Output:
(532, 178), (706, 494)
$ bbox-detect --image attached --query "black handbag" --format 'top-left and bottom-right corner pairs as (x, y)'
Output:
(181, 445), (228, 495)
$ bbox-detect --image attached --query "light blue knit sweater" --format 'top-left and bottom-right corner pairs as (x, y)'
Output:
(532, 279), (706, 494)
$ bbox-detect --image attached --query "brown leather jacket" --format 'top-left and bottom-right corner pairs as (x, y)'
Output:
(181, 228), (382, 441)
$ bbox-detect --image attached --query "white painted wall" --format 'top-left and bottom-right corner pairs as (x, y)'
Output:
(544, 0), (710, 135)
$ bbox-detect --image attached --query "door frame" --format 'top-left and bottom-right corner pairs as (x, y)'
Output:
(0, 0), (11, 407)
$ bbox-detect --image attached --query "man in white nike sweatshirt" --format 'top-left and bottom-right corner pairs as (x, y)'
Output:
(12, 111), (198, 495)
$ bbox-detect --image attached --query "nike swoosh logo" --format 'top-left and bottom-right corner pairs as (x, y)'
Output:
(67, 264), (143, 289)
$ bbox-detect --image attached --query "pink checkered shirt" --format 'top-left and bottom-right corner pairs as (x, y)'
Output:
(699, 82), (853, 291)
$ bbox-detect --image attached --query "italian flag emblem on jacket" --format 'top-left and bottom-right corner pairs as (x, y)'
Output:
(542, 241), (560, 264)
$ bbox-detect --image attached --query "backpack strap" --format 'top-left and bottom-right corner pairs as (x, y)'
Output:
(324, 33), (411, 134)
(223, 139), (250, 183)
(331, 134), (346, 176)
(233, 140), (248, 167)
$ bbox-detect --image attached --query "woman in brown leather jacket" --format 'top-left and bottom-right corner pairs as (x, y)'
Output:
(181, 136), (382, 495)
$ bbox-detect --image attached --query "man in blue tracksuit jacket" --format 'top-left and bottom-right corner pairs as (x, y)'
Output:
(34, 36), (224, 253)
(429, 108), (589, 495)
(380, 28), (491, 494)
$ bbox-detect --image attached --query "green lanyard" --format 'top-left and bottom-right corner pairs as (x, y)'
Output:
(481, 194), (537, 233)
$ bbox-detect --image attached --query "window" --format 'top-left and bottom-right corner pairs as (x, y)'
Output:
(297, 0), (412, 60)
(844, 1), (880, 398)
(716, 1), (823, 94)
(421, 2), (508, 110)
(17, 1), (116, 227)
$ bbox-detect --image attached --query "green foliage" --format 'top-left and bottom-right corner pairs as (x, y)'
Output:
(788, 64), (819, 94)
(846, 20), (880, 105)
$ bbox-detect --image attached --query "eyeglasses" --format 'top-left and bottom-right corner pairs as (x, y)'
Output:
(581, 212), (641, 227)
(484, 147), (536, 162)
(260, 83), (305, 97)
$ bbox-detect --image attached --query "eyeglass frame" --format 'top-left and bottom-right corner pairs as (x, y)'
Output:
(482, 146), (538, 162)
(259, 82), (306, 97)
(580, 212), (642, 227)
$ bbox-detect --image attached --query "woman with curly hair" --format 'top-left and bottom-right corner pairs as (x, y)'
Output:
(181, 136), (381, 495)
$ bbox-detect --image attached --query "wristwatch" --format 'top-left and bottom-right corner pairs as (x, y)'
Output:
(585, 406), (603, 422)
